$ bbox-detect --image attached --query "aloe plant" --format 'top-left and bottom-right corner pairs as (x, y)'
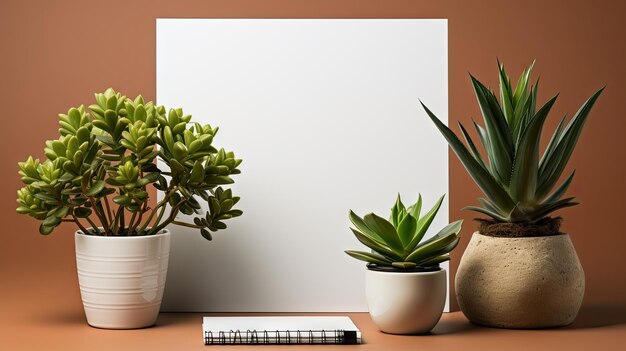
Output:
(17, 88), (242, 240)
(346, 194), (462, 269)
(421, 62), (603, 223)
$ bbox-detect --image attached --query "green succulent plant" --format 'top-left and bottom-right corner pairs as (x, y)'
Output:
(421, 61), (603, 223)
(345, 194), (462, 269)
(17, 88), (242, 240)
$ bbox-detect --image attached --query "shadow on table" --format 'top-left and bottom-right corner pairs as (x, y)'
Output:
(35, 310), (86, 326)
(564, 304), (626, 329)
(429, 316), (481, 335)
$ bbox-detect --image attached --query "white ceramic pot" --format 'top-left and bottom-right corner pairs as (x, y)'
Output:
(365, 267), (447, 334)
(75, 229), (170, 329)
(456, 232), (585, 328)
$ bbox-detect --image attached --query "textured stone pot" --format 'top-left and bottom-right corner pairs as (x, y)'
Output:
(455, 232), (584, 329)
(75, 230), (170, 329)
(365, 266), (446, 334)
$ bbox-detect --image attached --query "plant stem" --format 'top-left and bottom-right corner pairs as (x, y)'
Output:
(127, 211), (137, 235)
(170, 220), (203, 229)
(89, 197), (110, 233)
(139, 186), (177, 232)
(85, 217), (101, 235)
(72, 214), (91, 235)
(112, 207), (123, 235)
(148, 202), (183, 235)
(104, 196), (114, 223)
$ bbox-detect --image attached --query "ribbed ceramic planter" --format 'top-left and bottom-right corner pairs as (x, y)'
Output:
(365, 267), (446, 334)
(75, 229), (170, 329)
(455, 232), (585, 329)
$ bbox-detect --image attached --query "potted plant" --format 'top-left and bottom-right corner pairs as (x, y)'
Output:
(345, 194), (462, 334)
(421, 62), (603, 328)
(16, 88), (242, 329)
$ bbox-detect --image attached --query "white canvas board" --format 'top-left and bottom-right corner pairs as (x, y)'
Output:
(156, 19), (448, 312)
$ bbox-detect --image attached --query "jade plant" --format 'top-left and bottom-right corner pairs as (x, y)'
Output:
(16, 88), (242, 240)
(421, 61), (603, 227)
(346, 194), (462, 269)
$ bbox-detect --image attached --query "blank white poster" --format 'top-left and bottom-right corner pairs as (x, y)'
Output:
(156, 19), (448, 312)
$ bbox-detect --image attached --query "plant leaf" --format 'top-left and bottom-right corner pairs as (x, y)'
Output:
(363, 213), (404, 253)
(349, 210), (384, 242)
(543, 171), (575, 204)
(421, 102), (515, 213)
(345, 250), (391, 266)
(86, 180), (105, 196)
(406, 194), (445, 252)
(509, 95), (558, 204)
(537, 88), (604, 198)
(458, 122), (487, 171)
(397, 214), (417, 248)
(470, 75), (514, 185)
(350, 228), (402, 260)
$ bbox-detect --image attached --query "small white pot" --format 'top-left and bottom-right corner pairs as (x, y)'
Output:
(365, 267), (446, 334)
(75, 229), (170, 329)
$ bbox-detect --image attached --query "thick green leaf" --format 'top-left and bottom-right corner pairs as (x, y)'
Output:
(421, 102), (515, 213)
(537, 88), (603, 198)
(350, 228), (402, 260)
(397, 214), (417, 247)
(408, 194), (422, 221)
(458, 122), (487, 171)
(498, 61), (515, 126)
(543, 171), (575, 204)
(416, 253), (450, 266)
(470, 75), (514, 185)
(509, 95), (557, 204)
(363, 213), (403, 253)
(349, 210), (384, 242)
(528, 197), (578, 222)
(113, 195), (131, 205)
(86, 180), (105, 196)
(39, 224), (54, 235)
(539, 114), (567, 169)
(200, 228), (213, 241)
(414, 237), (460, 266)
(73, 207), (92, 218)
(392, 262), (417, 269)
(406, 194), (445, 252)
(405, 222), (461, 263)
(345, 250), (391, 266)
(463, 205), (508, 221)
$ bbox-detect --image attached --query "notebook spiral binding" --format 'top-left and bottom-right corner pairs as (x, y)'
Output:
(204, 329), (358, 345)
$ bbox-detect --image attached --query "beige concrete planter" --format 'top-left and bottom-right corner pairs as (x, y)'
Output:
(75, 230), (170, 329)
(455, 232), (584, 329)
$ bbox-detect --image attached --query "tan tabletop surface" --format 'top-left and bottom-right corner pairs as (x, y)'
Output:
(2, 308), (625, 351)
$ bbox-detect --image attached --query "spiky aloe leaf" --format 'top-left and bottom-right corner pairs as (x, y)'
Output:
(527, 197), (578, 223)
(470, 75), (514, 185)
(458, 122), (487, 170)
(498, 61), (515, 126)
(421, 102), (515, 213)
(543, 171), (575, 204)
(537, 88), (604, 198)
(509, 95), (558, 204)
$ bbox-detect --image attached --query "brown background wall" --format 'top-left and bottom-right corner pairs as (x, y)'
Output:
(1, 0), (624, 318)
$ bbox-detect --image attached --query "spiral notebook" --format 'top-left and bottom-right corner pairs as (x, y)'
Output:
(202, 316), (362, 345)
